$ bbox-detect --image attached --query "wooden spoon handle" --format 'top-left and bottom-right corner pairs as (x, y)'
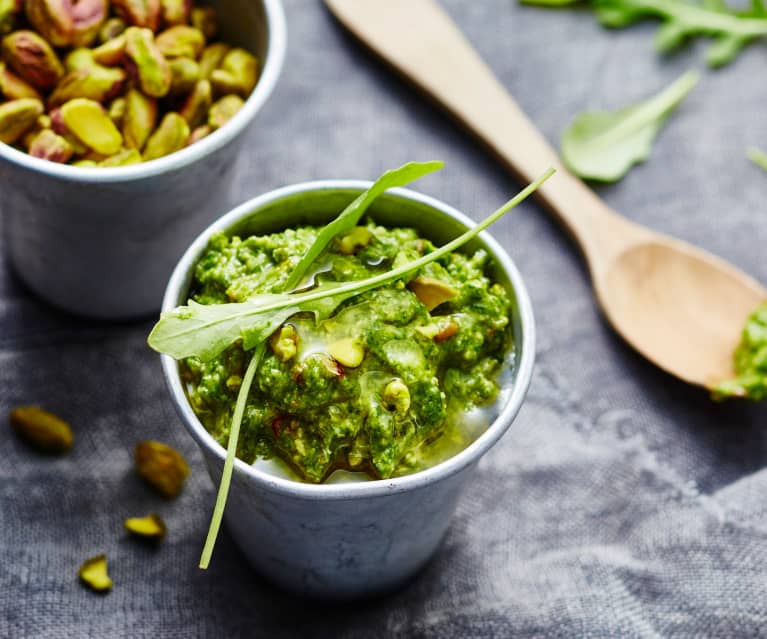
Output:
(326, 0), (645, 273)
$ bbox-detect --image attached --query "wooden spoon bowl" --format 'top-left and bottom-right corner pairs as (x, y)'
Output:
(598, 235), (766, 386)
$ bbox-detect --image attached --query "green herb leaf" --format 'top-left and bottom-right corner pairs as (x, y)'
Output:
(198, 287), (361, 568)
(149, 168), (555, 363)
(748, 147), (767, 171)
(525, 0), (767, 67)
(284, 160), (444, 291)
(148, 289), (355, 361)
(592, 0), (767, 65)
(561, 70), (698, 182)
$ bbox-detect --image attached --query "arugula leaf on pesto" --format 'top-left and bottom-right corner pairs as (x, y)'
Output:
(147, 287), (358, 361)
(149, 162), (555, 569)
(285, 161), (444, 291)
(522, 0), (767, 67)
(148, 168), (555, 361)
(561, 71), (698, 182)
(713, 302), (767, 401)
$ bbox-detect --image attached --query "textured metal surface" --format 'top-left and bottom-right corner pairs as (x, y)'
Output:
(0, 0), (286, 319)
(1, 0), (766, 636)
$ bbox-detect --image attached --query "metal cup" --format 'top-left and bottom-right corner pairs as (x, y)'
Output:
(160, 182), (536, 599)
(0, 0), (286, 319)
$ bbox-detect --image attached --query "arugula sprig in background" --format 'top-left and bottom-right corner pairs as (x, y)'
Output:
(522, 0), (767, 67)
(561, 71), (699, 182)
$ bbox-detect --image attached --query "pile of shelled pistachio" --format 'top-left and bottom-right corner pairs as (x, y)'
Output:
(0, 0), (258, 166)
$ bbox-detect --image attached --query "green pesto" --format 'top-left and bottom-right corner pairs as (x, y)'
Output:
(713, 302), (767, 401)
(182, 222), (513, 483)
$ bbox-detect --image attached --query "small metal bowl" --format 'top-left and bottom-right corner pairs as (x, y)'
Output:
(160, 182), (536, 599)
(0, 0), (286, 319)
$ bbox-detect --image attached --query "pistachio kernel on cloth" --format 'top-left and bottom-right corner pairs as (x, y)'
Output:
(9, 405), (73, 453)
(124, 512), (166, 541)
(78, 554), (112, 593)
(135, 440), (189, 498)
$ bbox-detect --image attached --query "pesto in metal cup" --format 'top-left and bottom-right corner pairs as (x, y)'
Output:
(161, 182), (536, 599)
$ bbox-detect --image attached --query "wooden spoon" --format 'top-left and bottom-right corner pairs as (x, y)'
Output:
(326, 0), (767, 390)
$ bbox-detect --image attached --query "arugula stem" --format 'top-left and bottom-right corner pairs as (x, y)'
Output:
(636, 69), (699, 119)
(199, 344), (264, 569)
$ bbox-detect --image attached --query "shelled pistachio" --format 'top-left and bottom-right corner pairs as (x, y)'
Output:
(9, 405), (73, 453)
(0, 97), (44, 143)
(122, 86), (155, 149)
(208, 94), (243, 130)
(135, 440), (189, 498)
(143, 110), (188, 160)
(124, 512), (166, 540)
(0, 61), (42, 100)
(79, 554), (112, 592)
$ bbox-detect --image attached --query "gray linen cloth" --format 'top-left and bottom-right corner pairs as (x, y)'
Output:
(1, 1), (766, 637)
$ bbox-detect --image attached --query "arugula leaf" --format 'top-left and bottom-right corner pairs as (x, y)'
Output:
(747, 147), (767, 171)
(152, 160), (443, 360)
(149, 167), (554, 362)
(561, 70), (698, 182)
(596, 0), (767, 66)
(148, 288), (356, 361)
(285, 161), (444, 291)
(523, 0), (767, 67)
(197, 289), (359, 569)
(193, 265), (369, 569)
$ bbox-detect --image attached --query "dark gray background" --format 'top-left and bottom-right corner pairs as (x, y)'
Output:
(2, 1), (766, 637)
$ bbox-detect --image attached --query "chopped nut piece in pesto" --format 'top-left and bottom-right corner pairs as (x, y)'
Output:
(182, 223), (513, 483)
